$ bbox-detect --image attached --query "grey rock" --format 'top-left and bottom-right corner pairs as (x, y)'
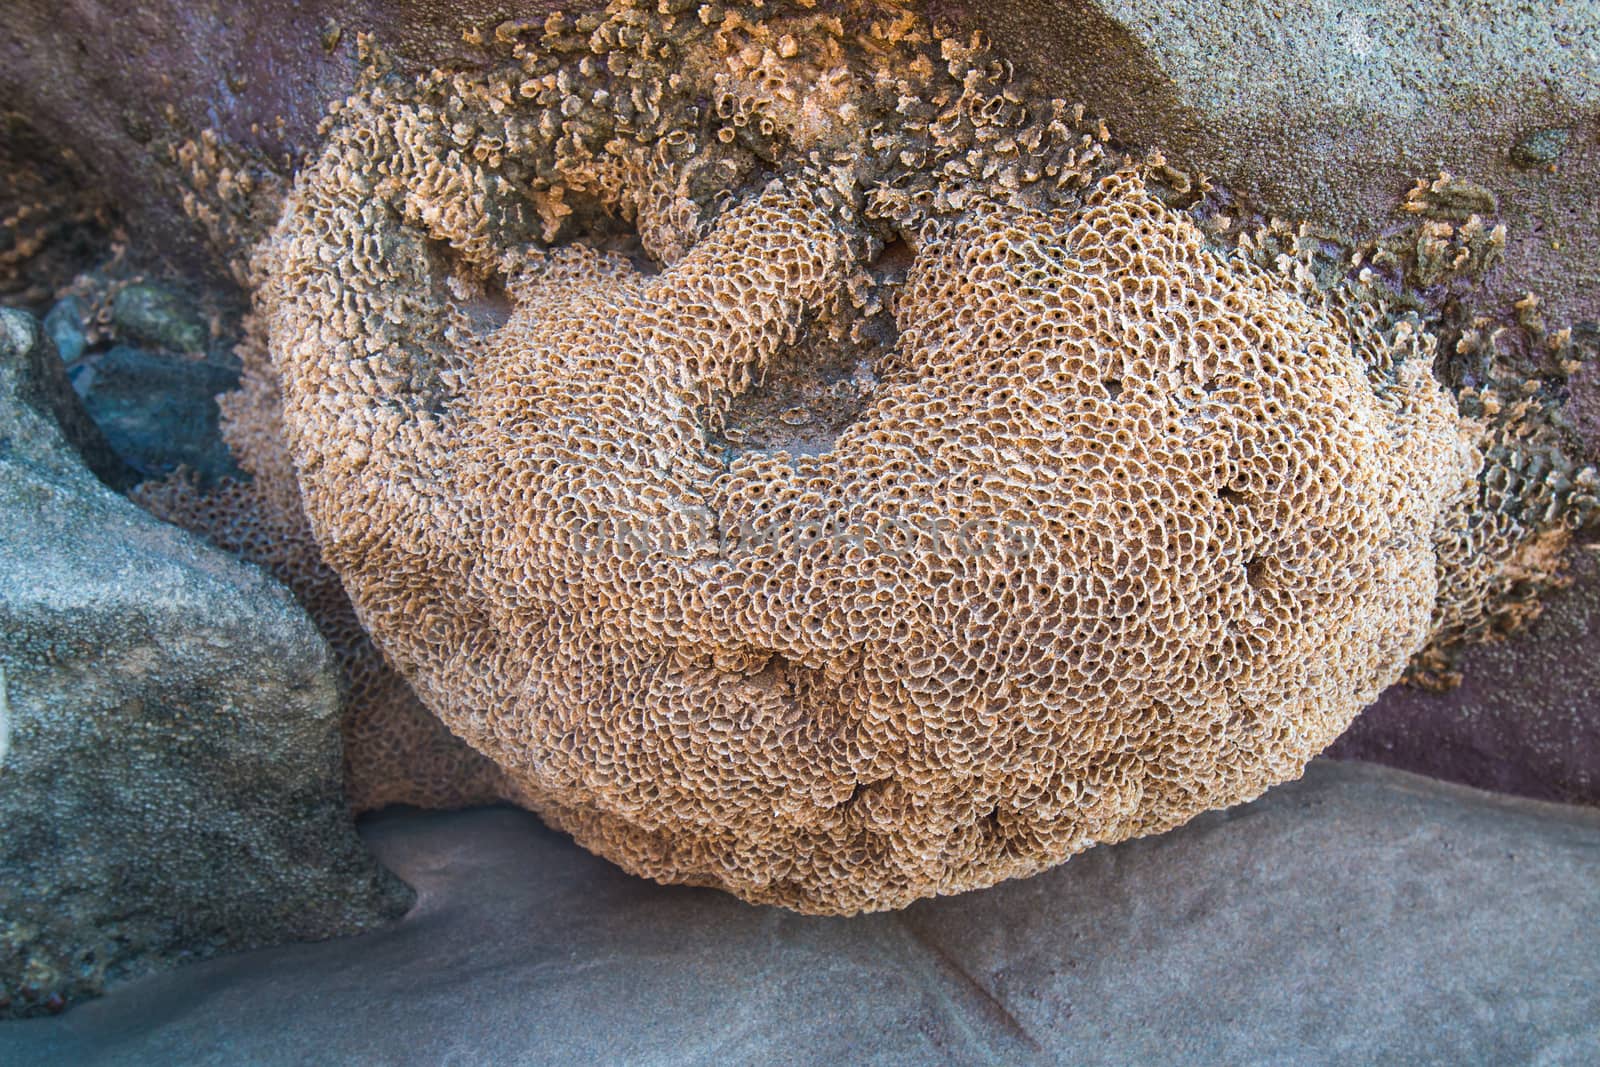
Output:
(0, 308), (411, 1019)
(2, 761), (1595, 1064)
(40, 297), (85, 364)
(109, 283), (207, 354)
(0, 308), (131, 490)
(77, 343), (239, 483)
(1511, 126), (1574, 170)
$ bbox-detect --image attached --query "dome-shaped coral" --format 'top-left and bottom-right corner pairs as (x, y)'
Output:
(233, 2), (1481, 912)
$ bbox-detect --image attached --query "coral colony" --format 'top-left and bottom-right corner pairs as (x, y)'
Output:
(142, 1), (1594, 912)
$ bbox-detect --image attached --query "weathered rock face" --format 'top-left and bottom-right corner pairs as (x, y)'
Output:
(2, 760), (1595, 1065)
(0, 111), (110, 309)
(0, 0), (542, 289)
(4, 1), (1595, 321)
(0, 308), (411, 1018)
(960, 0), (1600, 327)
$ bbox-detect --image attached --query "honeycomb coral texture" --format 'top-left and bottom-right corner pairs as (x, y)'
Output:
(251, 2), (1477, 913)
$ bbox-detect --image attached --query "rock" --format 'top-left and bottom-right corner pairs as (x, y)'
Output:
(109, 283), (208, 354)
(1511, 126), (1574, 171)
(0, 111), (110, 309)
(0, 0), (519, 284)
(0, 308), (412, 1019)
(0, 308), (131, 490)
(0, 761), (1594, 1063)
(77, 344), (239, 483)
(5, 1), (1590, 323)
(41, 296), (85, 364)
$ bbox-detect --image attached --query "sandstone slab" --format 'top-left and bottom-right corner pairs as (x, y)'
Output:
(3, 760), (1595, 1063)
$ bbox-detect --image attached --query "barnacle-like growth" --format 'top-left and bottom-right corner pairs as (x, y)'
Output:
(215, 1), (1493, 913)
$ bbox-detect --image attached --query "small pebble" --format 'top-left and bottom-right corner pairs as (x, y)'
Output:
(111, 283), (208, 353)
(43, 296), (87, 363)
(1509, 127), (1570, 170)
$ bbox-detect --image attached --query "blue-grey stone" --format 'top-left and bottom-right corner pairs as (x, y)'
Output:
(77, 344), (239, 482)
(41, 297), (86, 364)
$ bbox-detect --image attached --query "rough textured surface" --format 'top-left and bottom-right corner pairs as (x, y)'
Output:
(2, 761), (1596, 1064)
(0, 307), (411, 1018)
(227, 4), (1501, 913)
(978, 0), (1600, 803)
(965, 0), (1600, 695)
(132, 310), (510, 814)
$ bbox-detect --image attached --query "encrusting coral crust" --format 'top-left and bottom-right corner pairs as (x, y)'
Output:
(139, 0), (1593, 912)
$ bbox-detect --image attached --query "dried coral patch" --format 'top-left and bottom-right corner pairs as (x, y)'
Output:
(251, 1), (1476, 913)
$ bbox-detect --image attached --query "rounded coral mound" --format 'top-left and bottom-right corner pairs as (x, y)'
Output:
(244, 3), (1480, 912)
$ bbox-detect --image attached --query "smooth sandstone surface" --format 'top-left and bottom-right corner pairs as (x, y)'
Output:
(4, 760), (1597, 1065)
